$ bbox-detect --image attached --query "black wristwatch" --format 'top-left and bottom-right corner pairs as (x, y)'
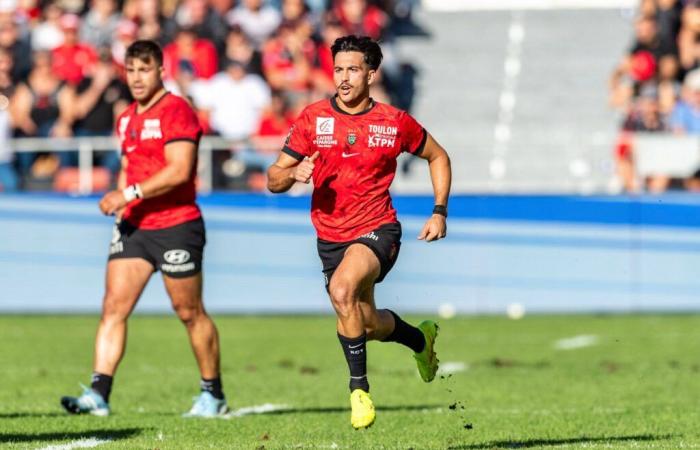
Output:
(433, 205), (447, 217)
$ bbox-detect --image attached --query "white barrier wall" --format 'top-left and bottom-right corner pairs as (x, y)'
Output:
(2, 195), (700, 314)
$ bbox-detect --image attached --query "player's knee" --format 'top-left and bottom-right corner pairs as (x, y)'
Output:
(101, 293), (132, 322)
(173, 303), (201, 325)
(329, 281), (358, 316)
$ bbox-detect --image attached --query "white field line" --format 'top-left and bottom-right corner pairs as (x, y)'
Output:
(423, 0), (637, 12)
(554, 334), (599, 350)
(225, 403), (291, 418)
(37, 438), (111, 450)
(437, 361), (469, 375)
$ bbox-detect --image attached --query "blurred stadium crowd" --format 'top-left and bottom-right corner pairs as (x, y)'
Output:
(0, 0), (422, 192)
(611, 0), (700, 192)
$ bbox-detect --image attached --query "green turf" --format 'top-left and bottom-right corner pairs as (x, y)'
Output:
(1, 314), (699, 449)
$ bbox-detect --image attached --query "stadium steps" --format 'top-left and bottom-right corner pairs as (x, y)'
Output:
(393, 8), (632, 193)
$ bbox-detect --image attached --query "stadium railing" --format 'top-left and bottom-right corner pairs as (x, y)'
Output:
(10, 136), (243, 194)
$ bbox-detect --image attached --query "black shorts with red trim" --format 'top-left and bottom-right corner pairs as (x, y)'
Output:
(317, 222), (402, 288)
(107, 217), (205, 278)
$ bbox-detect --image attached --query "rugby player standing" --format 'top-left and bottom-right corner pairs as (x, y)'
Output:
(267, 35), (451, 429)
(61, 40), (228, 417)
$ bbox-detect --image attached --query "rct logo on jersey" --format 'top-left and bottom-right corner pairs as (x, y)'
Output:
(141, 119), (162, 140)
(316, 117), (334, 135)
(164, 249), (191, 265)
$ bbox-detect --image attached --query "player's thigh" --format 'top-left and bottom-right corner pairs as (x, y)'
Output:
(103, 258), (154, 317)
(331, 243), (381, 296)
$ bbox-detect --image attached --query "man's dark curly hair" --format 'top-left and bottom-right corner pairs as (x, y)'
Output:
(331, 35), (383, 70)
(125, 40), (163, 67)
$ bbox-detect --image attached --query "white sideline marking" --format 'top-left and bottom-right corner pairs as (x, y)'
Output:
(437, 361), (468, 375)
(554, 335), (599, 350)
(38, 438), (111, 450)
(423, 0), (636, 12)
(225, 403), (291, 418)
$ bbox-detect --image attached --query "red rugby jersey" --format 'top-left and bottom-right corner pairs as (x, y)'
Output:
(116, 92), (203, 230)
(283, 96), (427, 242)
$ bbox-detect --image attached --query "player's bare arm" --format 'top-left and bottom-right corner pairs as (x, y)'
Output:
(417, 133), (451, 242)
(267, 151), (320, 193)
(99, 141), (196, 216)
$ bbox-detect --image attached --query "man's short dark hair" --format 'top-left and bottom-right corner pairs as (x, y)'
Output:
(331, 35), (383, 70)
(125, 40), (163, 67)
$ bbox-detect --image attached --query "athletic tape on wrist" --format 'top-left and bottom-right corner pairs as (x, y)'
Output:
(122, 184), (142, 203)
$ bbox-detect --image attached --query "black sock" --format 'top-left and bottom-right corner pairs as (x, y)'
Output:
(200, 377), (224, 400)
(91, 372), (113, 402)
(338, 332), (369, 392)
(382, 310), (425, 353)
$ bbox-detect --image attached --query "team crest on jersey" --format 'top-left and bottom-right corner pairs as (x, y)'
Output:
(347, 131), (357, 145)
(141, 119), (162, 140)
(316, 117), (334, 135)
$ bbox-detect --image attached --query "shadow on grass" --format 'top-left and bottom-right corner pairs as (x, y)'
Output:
(266, 404), (442, 415)
(0, 428), (142, 444)
(0, 412), (66, 418)
(449, 434), (674, 449)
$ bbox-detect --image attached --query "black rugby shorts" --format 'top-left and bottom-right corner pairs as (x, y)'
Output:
(317, 222), (402, 288)
(108, 217), (205, 278)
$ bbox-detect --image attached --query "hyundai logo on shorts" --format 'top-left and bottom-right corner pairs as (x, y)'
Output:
(164, 249), (191, 265)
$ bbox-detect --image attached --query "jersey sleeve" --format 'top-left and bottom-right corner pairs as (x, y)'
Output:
(162, 99), (203, 144)
(281, 108), (312, 161)
(399, 111), (427, 156)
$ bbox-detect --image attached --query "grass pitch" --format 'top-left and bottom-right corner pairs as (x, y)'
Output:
(1, 314), (699, 449)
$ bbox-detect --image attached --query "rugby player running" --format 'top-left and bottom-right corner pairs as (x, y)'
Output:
(61, 40), (228, 417)
(267, 35), (451, 429)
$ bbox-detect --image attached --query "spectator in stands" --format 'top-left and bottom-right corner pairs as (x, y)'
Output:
(111, 18), (137, 71)
(174, 0), (228, 52)
(227, 0), (281, 49)
(668, 68), (700, 190)
(640, 0), (682, 55)
(51, 14), (98, 85)
(31, 1), (64, 51)
(334, 0), (388, 40)
(64, 47), (130, 173)
(11, 51), (75, 177)
(281, 0), (316, 25)
(678, 1), (700, 71)
(136, 0), (176, 46)
(670, 67), (700, 134)
(313, 16), (344, 94)
(210, 0), (235, 17)
(610, 14), (675, 109)
(80, 0), (120, 49)
(222, 25), (263, 76)
(238, 89), (294, 172)
(261, 20), (314, 93)
(0, 47), (17, 191)
(163, 25), (218, 82)
(657, 53), (681, 115)
(190, 57), (270, 140)
(615, 83), (667, 192)
(0, 15), (31, 83)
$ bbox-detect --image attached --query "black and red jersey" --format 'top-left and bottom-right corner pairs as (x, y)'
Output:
(283, 96), (427, 242)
